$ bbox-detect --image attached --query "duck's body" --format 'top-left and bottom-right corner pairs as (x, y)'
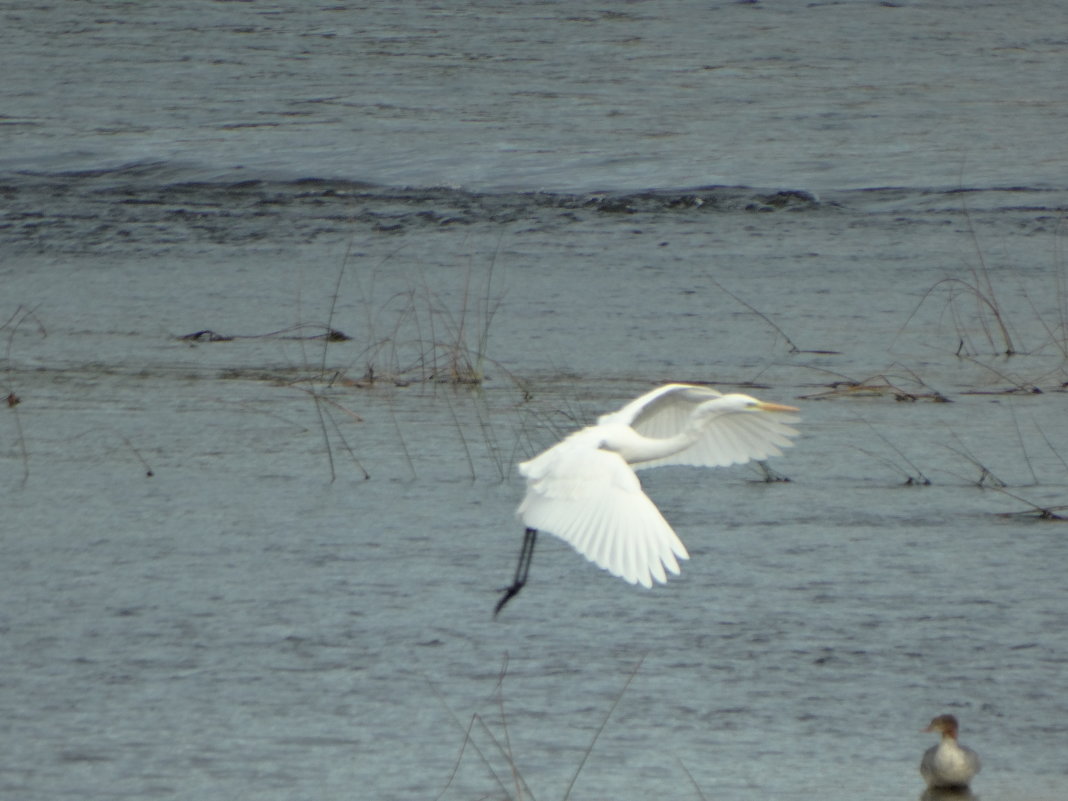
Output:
(920, 714), (981, 789)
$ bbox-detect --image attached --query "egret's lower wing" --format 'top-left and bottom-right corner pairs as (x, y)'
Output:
(517, 447), (689, 587)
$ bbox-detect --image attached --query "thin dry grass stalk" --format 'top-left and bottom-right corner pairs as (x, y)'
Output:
(851, 416), (932, 486)
(891, 198), (1068, 362)
(944, 410), (1067, 515)
(710, 278), (840, 355)
(342, 249), (506, 388)
(2, 304), (47, 486)
(431, 654), (646, 801)
(992, 487), (1068, 521)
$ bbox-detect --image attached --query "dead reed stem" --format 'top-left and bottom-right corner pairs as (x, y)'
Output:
(431, 653), (646, 801)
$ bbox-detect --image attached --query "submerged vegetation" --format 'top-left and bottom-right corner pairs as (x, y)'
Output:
(178, 247), (505, 389)
(172, 245), (515, 481)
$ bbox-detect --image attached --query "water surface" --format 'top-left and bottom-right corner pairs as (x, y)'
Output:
(1, 2), (1067, 800)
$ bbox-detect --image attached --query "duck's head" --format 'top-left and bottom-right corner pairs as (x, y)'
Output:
(923, 714), (961, 739)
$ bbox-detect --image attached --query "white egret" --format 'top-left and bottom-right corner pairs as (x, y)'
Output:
(494, 383), (800, 615)
(920, 714), (981, 789)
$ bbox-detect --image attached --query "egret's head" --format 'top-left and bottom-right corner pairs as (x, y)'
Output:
(717, 393), (799, 414)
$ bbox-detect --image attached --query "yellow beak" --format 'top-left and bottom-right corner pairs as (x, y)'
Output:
(756, 401), (800, 413)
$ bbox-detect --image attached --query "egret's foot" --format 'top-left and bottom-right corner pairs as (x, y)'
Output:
(493, 527), (538, 618)
(493, 580), (525, 617)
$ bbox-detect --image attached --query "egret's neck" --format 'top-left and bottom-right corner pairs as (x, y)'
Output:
(599, 423), (697, 465)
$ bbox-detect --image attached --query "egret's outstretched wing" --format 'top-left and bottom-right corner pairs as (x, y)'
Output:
(597, 383), (721, 429)
(517, 434), (689, 587)
(636, 404), (799, 470)
(597, 383), (798, 470)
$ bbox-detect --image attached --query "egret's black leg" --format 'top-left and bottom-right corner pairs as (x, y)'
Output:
(494, 528), (538, 617)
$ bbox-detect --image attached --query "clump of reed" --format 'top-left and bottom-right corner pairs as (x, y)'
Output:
(944, 414), (1068, 521)
(176, 240), (506, 390)
(174, 242), (517, 481)
(896, 206), (1068, 368)
(339, 243), (504, 388)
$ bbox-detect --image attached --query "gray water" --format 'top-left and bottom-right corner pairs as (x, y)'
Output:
(2, 2), (1067, 801)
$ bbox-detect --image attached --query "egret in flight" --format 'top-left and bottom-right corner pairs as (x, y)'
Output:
(494, 383), (800, 615)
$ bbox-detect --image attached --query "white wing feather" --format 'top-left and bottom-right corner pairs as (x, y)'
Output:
(636, 406), (798, 469)
(602, 383), (798, 470)
(597, 383), (721, 429)
(517, 432), (689, 587)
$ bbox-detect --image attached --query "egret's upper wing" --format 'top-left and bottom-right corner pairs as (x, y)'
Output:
(598, 383), (721, 429)
(635, 407), (798, 469)
(626, 387), (799, 470)
(517, 435), (689, 588)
